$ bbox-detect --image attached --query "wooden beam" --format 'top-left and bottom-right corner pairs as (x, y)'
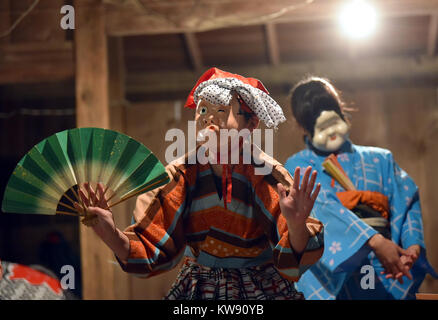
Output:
(75, 2), (109, 128)
(126, 55), (438, 97)
(75, 0), (116, 300)
(105, 0), (438, 36)
(183, 32), (203, 72)
(106, 36), (131, 300)
(427, 14), (438, 56)
(0, 41), (74, 84)
(265, 23), (280, 66)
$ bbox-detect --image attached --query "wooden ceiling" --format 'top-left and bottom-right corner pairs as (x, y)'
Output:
(1, 0), (438, 102)
(123, 15), (431, 73)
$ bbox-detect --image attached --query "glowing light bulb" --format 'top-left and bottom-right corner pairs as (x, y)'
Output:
(339, 0), (378, 39)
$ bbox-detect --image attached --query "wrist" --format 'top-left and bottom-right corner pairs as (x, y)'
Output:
(287, 222), (310, 254)
(367, 233), (384, 249)
(286, 220), (308, 234)
(102, 227), (128, 258)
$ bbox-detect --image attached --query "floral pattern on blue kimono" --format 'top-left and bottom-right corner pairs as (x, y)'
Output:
(285, 139), (437, 300)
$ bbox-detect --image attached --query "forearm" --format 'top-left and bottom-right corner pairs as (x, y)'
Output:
(99, 227), (130, 261)
(286, 220), (310, 254)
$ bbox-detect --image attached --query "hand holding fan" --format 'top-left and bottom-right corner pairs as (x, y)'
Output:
(1, 127), (170, 225)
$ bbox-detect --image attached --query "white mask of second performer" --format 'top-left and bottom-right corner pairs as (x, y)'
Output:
(311, 110), (349, 152)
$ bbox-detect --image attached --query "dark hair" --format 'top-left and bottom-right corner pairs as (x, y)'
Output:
(288, 76), (348, 137)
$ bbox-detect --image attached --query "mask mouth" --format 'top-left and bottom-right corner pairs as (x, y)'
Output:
(329, 135), (337, 141)
(197, 126), (219, 141)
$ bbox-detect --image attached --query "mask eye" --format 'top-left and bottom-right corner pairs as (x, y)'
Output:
(199, 106), (208, 115)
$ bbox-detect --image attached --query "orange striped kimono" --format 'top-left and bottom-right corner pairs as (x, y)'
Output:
(116, 147), (324, 282)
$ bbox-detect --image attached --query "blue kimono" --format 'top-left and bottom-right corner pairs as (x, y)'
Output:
(284, 139), (437, 300)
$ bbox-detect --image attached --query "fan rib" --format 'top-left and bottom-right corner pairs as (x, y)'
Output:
(107, 176), (169, 209)
(56, 210), (82, 217)
(58, 201), (78, 212)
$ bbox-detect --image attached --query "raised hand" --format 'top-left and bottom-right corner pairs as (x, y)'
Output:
(277, 166), (321, 227)
(73, 182), (129, 260)
(74, 182), (115, 232)
(277, 166), (321, 254)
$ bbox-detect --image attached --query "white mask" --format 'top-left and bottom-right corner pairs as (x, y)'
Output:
(311, 110), (349, 152)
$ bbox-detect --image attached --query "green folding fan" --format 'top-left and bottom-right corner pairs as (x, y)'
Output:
(1, 127), (170, 222)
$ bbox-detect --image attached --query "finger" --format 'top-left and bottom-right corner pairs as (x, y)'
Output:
(395, 272), (404, 284)
(292, 167), (300, 192)
(310, 183), (321, 203)
(84, 182), (93, 203)
(388, 268), (397, 279)
(73, 202), (84, 215)
(389, 263), (400, 281)
(79, 189), (90, 207)
(306, 170), (317, 196)
(277, 183), (287, 200)
(97, 183), (109, 209)
(88, 184), (98, 206)
(397, 247), (409, 255)
(401, 255), (414, 268)
(400, 263), (413, 280)
(396, 259), (411, 280)
(407, 250), (419, 261)
(301, 166), (312, 194)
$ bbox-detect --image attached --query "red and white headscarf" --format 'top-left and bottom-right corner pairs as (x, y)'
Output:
(184, 68), (286, 129)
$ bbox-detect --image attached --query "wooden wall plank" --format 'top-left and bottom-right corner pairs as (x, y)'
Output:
(125, 56), (438, 98)
(0, 41), (74, 84)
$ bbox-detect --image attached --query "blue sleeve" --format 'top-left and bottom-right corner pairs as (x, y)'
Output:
(384, 152), (424, 248)
(384, 152), (438, 278)
(285, 154), (377, 274)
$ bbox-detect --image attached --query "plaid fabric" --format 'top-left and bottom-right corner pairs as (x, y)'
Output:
(165, 257), (304, 300)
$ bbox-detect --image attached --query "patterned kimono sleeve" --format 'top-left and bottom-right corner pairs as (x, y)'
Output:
(253, 164), (324, 282)
(385, 152), (425, 249)
(116, 163), (188, 278)
(384, 151), (438, 288)
(385, 152), (438, 278)
(284, 154), (378, 274)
